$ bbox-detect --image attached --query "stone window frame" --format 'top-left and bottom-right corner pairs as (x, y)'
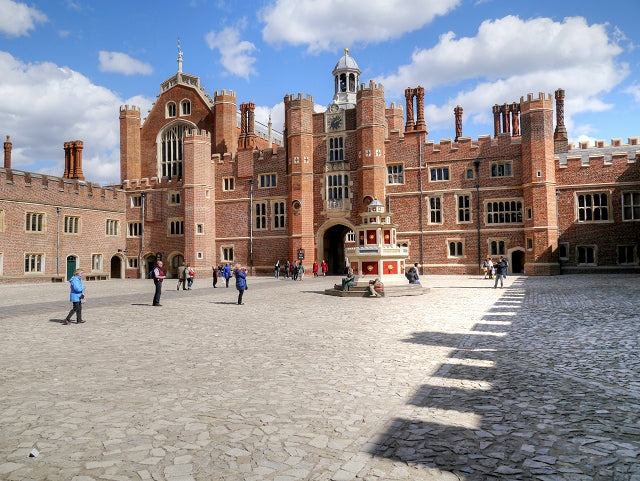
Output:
(387, 163), (404, 184)
(105, 219), (119, 237)
(166, 101), (177, 118)
(328, 136), (345, 162)
(168, 218), (185, 236)
(168, 191), (181, 205)
(24, 253), (44, 273)
(558, 243), (569, 260)
(127, 257), (138, 268)
(576, 245), (597, 265)
(222, 176), (236, 192)
(221, 246), (234, 262)
(575, 191), (610, 223)
(272, 200), (286, 230)
(490, 161), (513, 178)
(180, 99), (191, 116)
(127, 221), (142, 238)
(456, 193), (472, 224)
(430, 166), (450, 182)
(259, 173), (277, 189)
(91, 253), (103, 271)
(25, 212), (45, 233)
(617, 245), (637, 265)
(447, 239), (464, 258)
(427, 195), (443, 224)
(254, 202), (268, 230)
(490, 239), (507, 256)
(622, 191), (640, 221)
(130, 195), (142, 208)
(485, 199), (524, 225)
(63, 215), (80, 235)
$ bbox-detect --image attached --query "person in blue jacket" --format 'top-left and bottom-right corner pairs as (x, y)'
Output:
(64, 269), (86, 325)
(234, 263), (247, 305)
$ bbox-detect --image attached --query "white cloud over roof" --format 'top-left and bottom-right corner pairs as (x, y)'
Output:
(98, 51), (153, 76)
(0, 0), (47, 37)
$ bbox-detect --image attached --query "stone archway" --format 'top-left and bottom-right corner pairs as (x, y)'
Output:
(510, 249), (525, 274)
(110, 255), (123, 279)
(321, 224), (352, 275)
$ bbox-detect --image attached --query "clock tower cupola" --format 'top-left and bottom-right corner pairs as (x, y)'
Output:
(332, 48), (360, 108)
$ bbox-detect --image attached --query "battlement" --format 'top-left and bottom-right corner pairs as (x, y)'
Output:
(119, 105), (140, 113)
(214, 89), (236, 98)
(387, 102), (403, 111)
(184, 129), (211, 140)
(1, 168), (125, 202)
(121, 175), (186, 191)
(284, 93), (315, 103)
(358, 80), (384, 92)
(520, 92), (553, 111)
(566, 137), (640, 150)
(557, 143), (640, 168)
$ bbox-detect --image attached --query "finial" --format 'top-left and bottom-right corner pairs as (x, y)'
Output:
(177, 37), (183, 73)
(344, 48), (349, 56)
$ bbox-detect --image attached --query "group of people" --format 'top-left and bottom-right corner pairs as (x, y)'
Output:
(482, 257), (509, 288)
(148, 261), (247, 307)
(275, 259), (328, 280)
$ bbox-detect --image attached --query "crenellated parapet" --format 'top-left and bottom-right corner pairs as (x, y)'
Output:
(284, 93), (314, 107)
(1, 168), (125, 203)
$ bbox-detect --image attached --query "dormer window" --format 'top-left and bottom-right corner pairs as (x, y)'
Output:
(181, 100), (191, 116)
(166, 102), (177, 118)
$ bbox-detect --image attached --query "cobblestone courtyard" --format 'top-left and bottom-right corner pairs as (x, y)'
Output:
(1, 274), (639, 480)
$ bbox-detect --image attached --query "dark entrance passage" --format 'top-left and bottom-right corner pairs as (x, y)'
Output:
(323, 224), (350, 275)
(110, 255), (122, 279)
(511, 250), (525, 274)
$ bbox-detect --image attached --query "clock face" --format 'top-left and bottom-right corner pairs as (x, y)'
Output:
(328, 114), (343, 131)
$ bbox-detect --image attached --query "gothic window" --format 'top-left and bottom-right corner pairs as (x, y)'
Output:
(161, 124), (188, 180)
(106, 220), (119, 236)
(457, 195), (471, 223)
(128, 222), (142, 237)
(326, 174), (349, 210)
(255, 202), (267, 230)
(181, 100), (191, 116)
(429, 196), (442, 224)
(166, 102), (177, 118)
(26, 212), (44, 232)
(273, 201), (285, 229)
(448, 241), (464, 257)
(24, 253), (43, 272)
(329, 137), (344, 162)
(169, 219), (184, 235)
(64, 215), (80, 234)
(490, 240), (506, 256)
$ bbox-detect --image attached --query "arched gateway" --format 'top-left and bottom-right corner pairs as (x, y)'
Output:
(319, 223), (353, 275)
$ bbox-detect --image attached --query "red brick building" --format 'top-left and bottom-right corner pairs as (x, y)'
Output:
(0, 137), (127, 282)
(116, 49), (640, 278)
(2, 49), (639, 282)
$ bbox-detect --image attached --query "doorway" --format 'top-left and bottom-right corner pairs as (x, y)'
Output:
(511, 249), (525, 274)
(322, 224), (351, 275)
(66, 255), (77, 280)
(110, 255), (122, 279)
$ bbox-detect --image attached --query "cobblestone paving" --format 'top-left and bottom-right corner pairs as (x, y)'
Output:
(0, 274), (638, 480)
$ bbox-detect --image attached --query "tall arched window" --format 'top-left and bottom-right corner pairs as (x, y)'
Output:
(160, 124), (188, 179)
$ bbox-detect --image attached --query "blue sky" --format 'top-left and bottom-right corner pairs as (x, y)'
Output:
(1, 0), (639, 185)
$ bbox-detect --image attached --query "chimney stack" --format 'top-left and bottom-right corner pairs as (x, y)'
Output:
(3, 135), (11, 169)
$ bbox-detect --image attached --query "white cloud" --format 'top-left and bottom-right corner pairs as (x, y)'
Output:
(0, 51), (154, 185)
(624, 82), (640, 103)
(205, 21), (257, 80)
(98, 51), (153, 76)
(375, 15), (628, 138)
(260, 0), (460, 53)
(0, 0), (47, 37)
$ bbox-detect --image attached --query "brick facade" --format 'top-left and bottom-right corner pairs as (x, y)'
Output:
(2, 52), (639, 282)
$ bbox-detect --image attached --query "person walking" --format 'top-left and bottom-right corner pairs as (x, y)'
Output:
(234, 263), (248, 305)
(223, 263), (231, 287)
(63, 269), (86, 325)
(177, 262), (187, 290)
(185, 263), (194, 289)
(312, 260), (319, 278)
(274, 260), (280, 279)
(298, 261), (305, 281)
(321, 259), (328, 277)
(152, 260), (166, 306)
(284, 260), (290, 279)
(212, 265), (218, 288)
(493, 257), (508, 288)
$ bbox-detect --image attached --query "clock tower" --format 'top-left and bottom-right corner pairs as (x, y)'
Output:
(332, 48), (360, 108)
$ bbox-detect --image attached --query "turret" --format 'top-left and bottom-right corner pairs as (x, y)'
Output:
(213, 90), (238, 156)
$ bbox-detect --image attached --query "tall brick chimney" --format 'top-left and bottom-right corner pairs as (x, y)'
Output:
(554, 88), (568, 152)
(63, 140), (85, 181)
(3, 135), (11, 169)
(454, 106), (463, 141)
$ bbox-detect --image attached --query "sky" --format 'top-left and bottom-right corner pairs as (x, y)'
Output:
(1, 0), (639, 186)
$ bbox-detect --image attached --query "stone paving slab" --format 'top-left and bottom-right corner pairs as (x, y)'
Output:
(0, 274), (639, 480)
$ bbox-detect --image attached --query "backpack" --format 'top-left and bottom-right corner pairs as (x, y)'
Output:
(148, 269), (154, 279)
(189, 268), (195, 277)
